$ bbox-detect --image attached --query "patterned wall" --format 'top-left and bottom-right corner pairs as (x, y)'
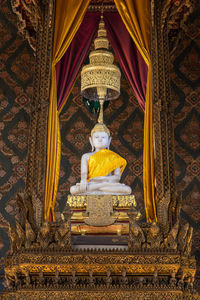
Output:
(170, 2), (200, 287)
(58, 72), (145, 217)
(0, 0), (34, 285)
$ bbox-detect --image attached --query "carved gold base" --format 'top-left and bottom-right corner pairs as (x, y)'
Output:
(71, 223), (128, 235)
(83, 195), (118, 226)
(4, 251), (196, 278)
(67, 194), (137, 209)
(2, 250), (198, 299)
(2, 289), (199, 300)
(68, 194), (140, 234)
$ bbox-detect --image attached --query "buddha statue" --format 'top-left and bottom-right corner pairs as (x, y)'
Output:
(70, 122), (132, 195)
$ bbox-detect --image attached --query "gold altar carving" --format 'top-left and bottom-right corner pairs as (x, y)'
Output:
(3, 247), (198, 299)
(68, 194), (140, 233)
(2, 290), (199, 300)
(83, 195), (118, 226)
(4, 252), (196, 276)
(68, 194), (136, 209)
(2, 189), (199, 298)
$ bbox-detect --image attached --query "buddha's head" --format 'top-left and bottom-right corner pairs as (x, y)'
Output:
(90, 122), (111, 151)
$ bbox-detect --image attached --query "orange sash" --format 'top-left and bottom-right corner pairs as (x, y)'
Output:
(88, 149), (127, 181)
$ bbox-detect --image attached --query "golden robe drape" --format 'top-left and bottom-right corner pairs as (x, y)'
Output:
(114, 0), (157, 222)
(44, 0), (90, 221)
(88, 149), (127, 181)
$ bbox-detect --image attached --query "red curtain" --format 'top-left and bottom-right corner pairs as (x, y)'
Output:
(56, 11), (148, 112)
(56, 12), (100, 112)
(104, 12), (148, 111)
(50, 8), (151, 222)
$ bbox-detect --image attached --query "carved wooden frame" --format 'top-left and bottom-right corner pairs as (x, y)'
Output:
(21, 0), (55, 209)
(151, 0), (177, 227)
(16, 0), (184, 222)
(151, 0), (193, 229)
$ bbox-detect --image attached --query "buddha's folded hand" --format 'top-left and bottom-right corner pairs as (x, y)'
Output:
(90, 176), (108, 182)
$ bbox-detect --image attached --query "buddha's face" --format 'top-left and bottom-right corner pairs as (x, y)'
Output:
(91, 131), (110, 150)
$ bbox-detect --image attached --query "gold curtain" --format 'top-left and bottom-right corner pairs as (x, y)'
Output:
(44, 0), (90, 221)
(114, 0), (157, 222)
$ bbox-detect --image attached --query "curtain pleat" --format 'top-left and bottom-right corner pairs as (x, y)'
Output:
(44, 0), (90, 221)
(114, 0), (157, 222)
(104, 12), (148, 111)
(56, 12), (100, 113)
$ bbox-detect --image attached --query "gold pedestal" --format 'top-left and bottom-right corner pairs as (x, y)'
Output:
(83, 195), (118, 226)
(67, 194), (137, 208)
(67, 194), (140, 234)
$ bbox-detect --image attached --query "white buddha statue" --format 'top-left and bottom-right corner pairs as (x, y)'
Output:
(70, 122), (132, 195)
